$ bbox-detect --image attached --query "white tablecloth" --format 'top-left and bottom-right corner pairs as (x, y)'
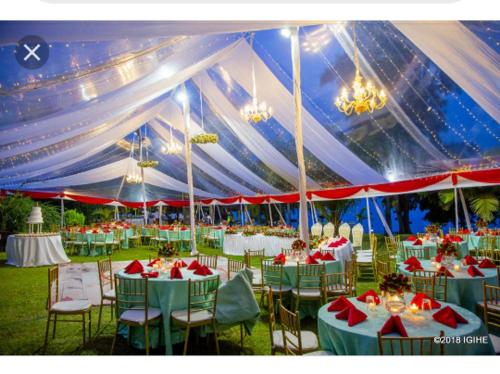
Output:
(6, 234), (70, 267)
(223, 233), (296, 256)
(319, 238), (354, 271)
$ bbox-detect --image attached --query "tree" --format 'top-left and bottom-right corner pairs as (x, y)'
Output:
(316, 200), (355, 235)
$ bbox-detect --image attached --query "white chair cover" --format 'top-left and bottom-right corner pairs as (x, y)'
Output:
(351, 223), (364, 249)
(323, 222), (335, 238)
(311, 222), (323, 237)
(338, 223), (351, 241)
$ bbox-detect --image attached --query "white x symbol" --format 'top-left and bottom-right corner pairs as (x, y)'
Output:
(23, 44), (41, 61)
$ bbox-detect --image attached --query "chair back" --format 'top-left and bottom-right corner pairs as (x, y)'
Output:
(412, 270), (447, 302)
(227, 259), (245, 280)
(376, 260), (390, 282)
(338, 223), (351, 241)
(76, 232), (87, 242)
(404, 246), (429, 261)
(92, 233), (106, 244)
(261, 260), (285, 294)
(321, 272), (352, 304)
(323, 222), (335, 238)
(47, 266), (59, 310)
(351, 223), (364, 248)
(197, 254), (218, 269)
(279, 303), (302, 355)
(267, 287), (277, 345)
(311, 223), (323, 237)
(377, 331), (444, 355)
(168, 229), (180, 241)
(370, 234), (378, 258)
(296, 263), (325, 292)
(97, 257), (114, 297)
(115, 276), (149, 320)
(243, 249), (265, 267)
(186, 276), (220, 322)
(482, 283), (500, 329)
(281, 248), (294, 256)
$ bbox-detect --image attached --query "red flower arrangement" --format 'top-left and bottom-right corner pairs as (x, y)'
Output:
(437, 240), (458, 257)
(291, 239), (307, 251)
(379, 273), (411, 294)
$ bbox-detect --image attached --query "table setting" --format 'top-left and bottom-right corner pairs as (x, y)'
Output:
(400, 234), (469, 262)
(317, 274), (495, 355)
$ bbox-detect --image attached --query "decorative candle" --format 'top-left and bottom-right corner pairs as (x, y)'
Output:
(409, 303), (419, 314)
(453, 264), (460, 271)
(435, 263), (441, 269)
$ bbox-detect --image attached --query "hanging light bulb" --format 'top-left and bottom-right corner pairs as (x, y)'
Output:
(335, 22), (387, 116)
(240, 33), (273, 124)
(126, 173), (142, 184)
(161, 125), (183, 155)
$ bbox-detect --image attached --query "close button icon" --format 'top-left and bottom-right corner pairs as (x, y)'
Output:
(15, 35), (49, 69)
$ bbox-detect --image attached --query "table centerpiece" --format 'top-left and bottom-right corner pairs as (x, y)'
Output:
(379, 273), (411, 315)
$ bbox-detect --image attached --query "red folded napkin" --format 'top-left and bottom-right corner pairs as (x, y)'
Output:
(450, 236), (463, 242)
(410, 292), (441, 310)
(327, 295), (354, 312)
(335, 306), (367, 327)
(479, 258), (496, 269)
(328, 241), (340, 248)
(407, 235), (416, 241)
(274, 253), (286, 265)
(463, 255), (478, 265)
(141, 271), (159, 278)
(305, 255), (318, 265)
(125, 260), (144, 274)
(194, 265), (213, 276)
(92, 229), (99, 234)
(187, 260), (201, 270)
(180, 227), (188, 231)
(321, 252), (335, 261)
(174, 260), (188, 268)
(380, 315), (408, 337)
(435, 253), (443, 262)
(403, 256), (420, 266)
(170, 267), (183, 279)
(405, 264), (424, 272)
(432, 306), (468, 328)
(475, 232), (484, 236)
(412, 239), (423, 245)
(467, 265), (484, 277)
(103, 229), (111, 233)
(339, 237), (348, 244)
(148, 258), (160, 267)
(79, 228), (86, 233)
(357, 289), (380, 305)
(437, 266), (454, 277)
(312, 251), (322, 260)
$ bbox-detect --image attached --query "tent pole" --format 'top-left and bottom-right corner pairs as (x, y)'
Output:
(240, 203), (244, 226)
(181, 83), (197, 255)
(216, 205), (222, 225)
(458, 188), (472, 232)
(159, 204), (162, 225)
(365, 196), (372, 248)
(268, 202), (273, 226)
(290, 27), (310, 252)
(115, 205), (118, 222)
(454, 187), (459, 232)
(139, 131), (148, 226)
(60, 197), (64, 229)
(372, 197), (394, 242)
(273, 203), (286, 226)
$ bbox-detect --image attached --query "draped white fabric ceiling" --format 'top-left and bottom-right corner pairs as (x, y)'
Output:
(0, 21), (498, 202)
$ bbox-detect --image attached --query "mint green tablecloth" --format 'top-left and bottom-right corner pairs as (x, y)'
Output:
(117, 266), (258, 355)
(468, 235), (499, 250)
(281, 260), (342, 318)
(400, 240), (469, 262)
(318, 294), (494, 355)
(398, 260), (498, 311)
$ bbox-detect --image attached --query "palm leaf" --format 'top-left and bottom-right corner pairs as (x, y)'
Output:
(469, 193), (499, 223)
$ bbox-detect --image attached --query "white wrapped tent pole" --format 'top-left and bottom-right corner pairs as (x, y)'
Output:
(273, 203), (286, 225)
(181, 83), (197, 255)
(372, 197), (394, 242)
(290, 27), (310, 251)
(459, 189), (472, 232)
(366, 196), (373, 248)
(240, 203), (244, 225)
(268, 202), (273, 226)
(60, 196), (64, 229)
(139, 131), (148, 225)
(454, 187), (459, 232)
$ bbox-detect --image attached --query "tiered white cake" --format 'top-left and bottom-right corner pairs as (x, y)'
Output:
(27, 206), (44, 224)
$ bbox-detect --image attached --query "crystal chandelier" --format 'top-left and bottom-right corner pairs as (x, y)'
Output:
(126, 172), (142, 184)
(161, 125), (183, 155)
(240, 33), (272, 124)
(335, 22), (387, 116)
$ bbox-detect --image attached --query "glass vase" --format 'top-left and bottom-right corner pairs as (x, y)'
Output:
(383, 290), (406, 316)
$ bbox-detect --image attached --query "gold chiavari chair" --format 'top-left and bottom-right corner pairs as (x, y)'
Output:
(196, 254), (218, 269)
(171, 276), (220, 355)
(267, 288), (283, 355)
(411, 270), (447, 302)
(375, 260), (390, 283)
(97, 257), (115, 331)
(261, 260), (291, 307)
(281, 248), (294, 257)
(321, 272), (353, 304)
(416, 233), (425, 239)
(227, 258), (245, 280)
(43, 266), (92, 354)
(291, 263), (325, 311)
(111, 276), (162, 355)
(244, 249), (265, 293)
(377, 331), (445, 355)
(112, 228), (122, 251)
(404, 246), (430, 261)
(344, 257), (357, 295)
(480, 282), (500, 353)
(127, 226), (142, 248)
(278, 302), (320, 355)
(384, 236), (398, 265)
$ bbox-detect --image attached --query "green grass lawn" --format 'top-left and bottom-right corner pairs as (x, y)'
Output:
(0, 241), (378, 355)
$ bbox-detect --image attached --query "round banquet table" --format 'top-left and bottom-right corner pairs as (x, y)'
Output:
(318, 239), (354, 271)
(468, 234), (500, 250)
(117, 266), (220, 355)
(223, 233), (296, 256)
(317, 294), (494, 355)
(400, 240), (469, 262)
(398, 260), (498, 311)
(6, 234), (70, 267)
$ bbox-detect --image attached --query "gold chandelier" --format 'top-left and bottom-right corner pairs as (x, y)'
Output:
(335, 22), (387, 116)
(161, 125), (183, 155)
(240, 33), (272, 124)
